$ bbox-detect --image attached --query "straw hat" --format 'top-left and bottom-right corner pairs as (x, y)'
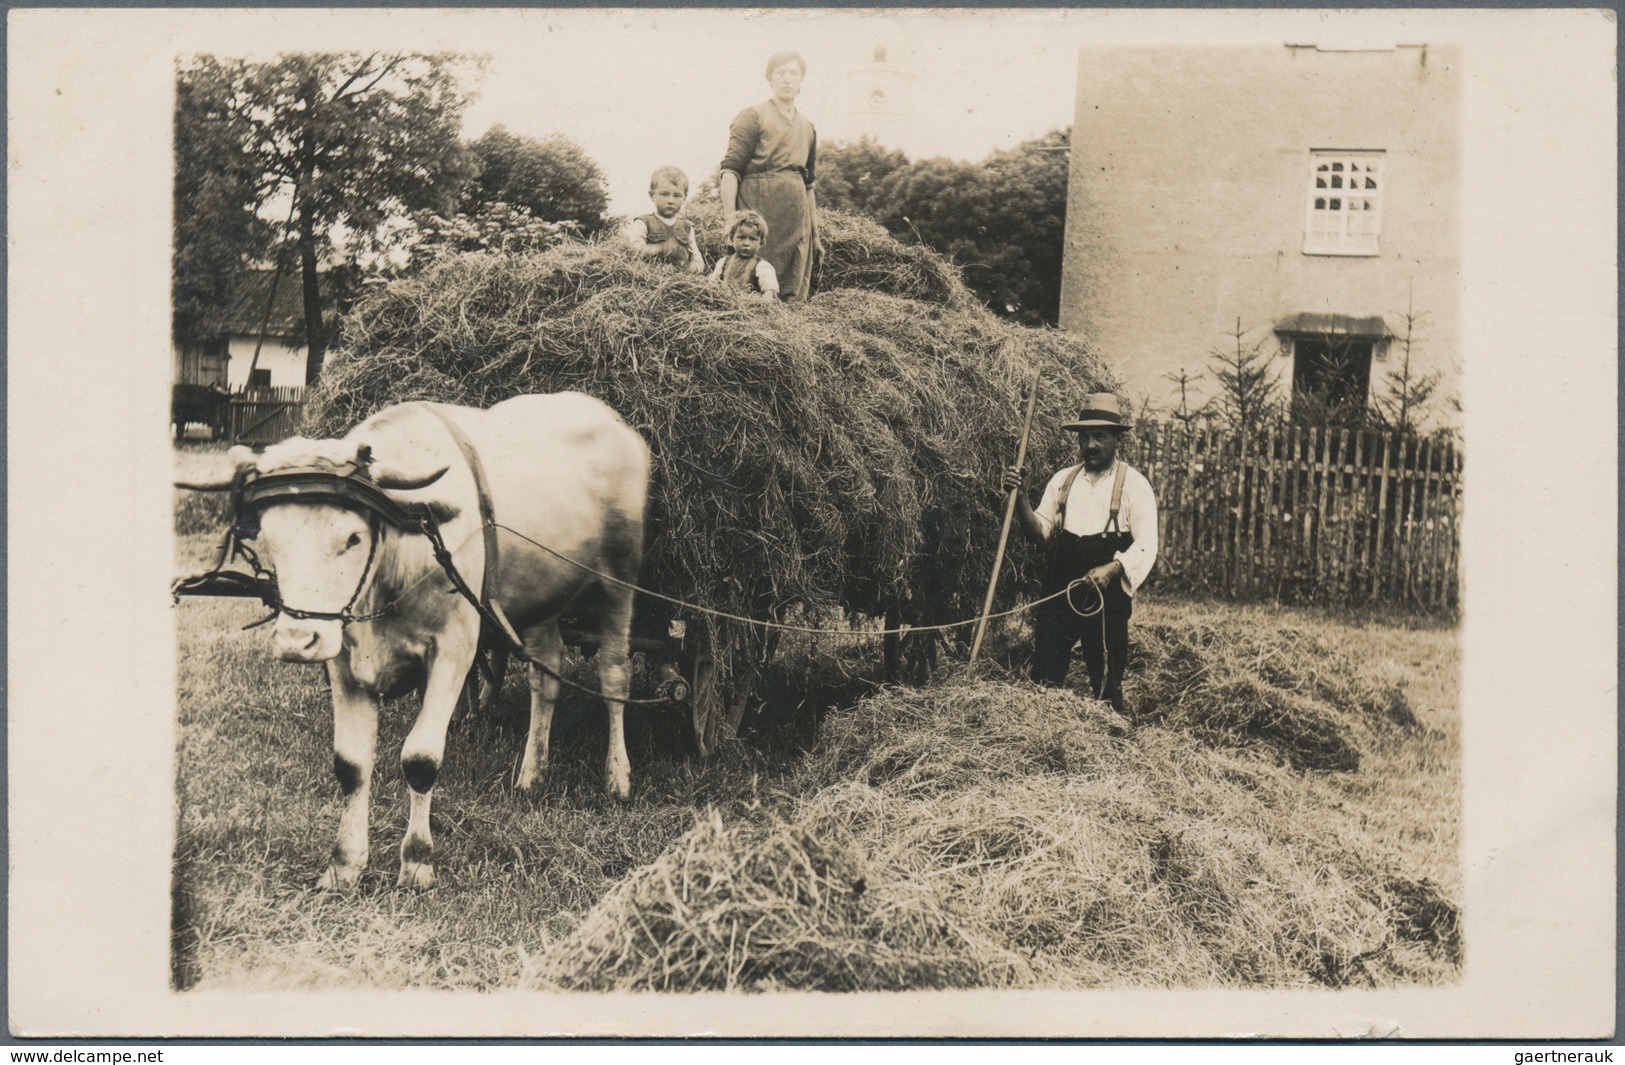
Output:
(1061, 393), (1133, 432)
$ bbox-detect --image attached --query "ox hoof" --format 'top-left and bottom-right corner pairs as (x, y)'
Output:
(318, 864), (364, 892)
(516, 767), (545, 794)
(397, 861), (436, 891)
(605, 775), (632, 803)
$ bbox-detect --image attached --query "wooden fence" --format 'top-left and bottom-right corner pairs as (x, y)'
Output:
(1123, 421), (1461, 612)
(227, 386), (305, 446)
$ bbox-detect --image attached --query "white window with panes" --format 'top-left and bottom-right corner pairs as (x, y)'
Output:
(1303, 150), (1383, 255)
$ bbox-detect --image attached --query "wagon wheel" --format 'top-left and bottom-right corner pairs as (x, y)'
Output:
(883, 604), (937, 686)
(899, 629), (938, 686)
(684, 619), (758, 758)
(687, 652), (724, 759)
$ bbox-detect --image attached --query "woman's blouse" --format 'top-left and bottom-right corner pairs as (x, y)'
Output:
(720, 102), (818, 188)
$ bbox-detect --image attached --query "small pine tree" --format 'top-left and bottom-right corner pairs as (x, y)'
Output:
(1162, 367), (1209, 426)
(1371, 299), (1439, 437)
(1209, 319), (1280, 431)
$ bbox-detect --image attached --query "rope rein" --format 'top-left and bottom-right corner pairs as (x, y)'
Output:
(487, 519), (1102, 637)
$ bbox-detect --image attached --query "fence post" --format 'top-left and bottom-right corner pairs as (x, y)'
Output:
(1350, 429), (1368, 603)
(1258, 423), (1276, 600)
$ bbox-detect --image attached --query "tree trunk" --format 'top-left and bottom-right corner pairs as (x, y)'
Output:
(300, 211), (326, 386)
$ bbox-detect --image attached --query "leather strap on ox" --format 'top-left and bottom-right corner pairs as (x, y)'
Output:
(171, 463), (431, 625)
(415, 403), (670, 707)
(233, 465), (427, 539)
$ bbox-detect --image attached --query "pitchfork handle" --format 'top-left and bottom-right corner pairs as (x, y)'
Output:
(971, 364), (1042, 663)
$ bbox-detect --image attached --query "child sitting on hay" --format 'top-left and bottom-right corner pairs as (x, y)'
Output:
(709, 210), (779, 299)
(623, 165), (705, 274)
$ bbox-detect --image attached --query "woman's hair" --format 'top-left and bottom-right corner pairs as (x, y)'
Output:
(763, 51), (806, 80)
(724, 210), (769, 250)
(649, 165), (689, 194)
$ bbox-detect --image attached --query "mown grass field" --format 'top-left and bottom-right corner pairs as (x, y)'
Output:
(171, 442), (1460, 992)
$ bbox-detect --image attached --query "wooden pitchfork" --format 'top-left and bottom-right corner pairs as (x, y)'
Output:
(970, 363), (1042, 663)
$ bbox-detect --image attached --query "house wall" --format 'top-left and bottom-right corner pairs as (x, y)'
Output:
(225, 335), (306, 390)
(1059, 44), (1460, 423)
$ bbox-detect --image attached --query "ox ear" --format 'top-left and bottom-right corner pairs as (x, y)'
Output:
(419, 499), (462, 526)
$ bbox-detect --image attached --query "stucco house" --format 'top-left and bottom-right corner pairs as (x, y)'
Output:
(1059, 42), (1460, 424)
(171, 269), (310, 392)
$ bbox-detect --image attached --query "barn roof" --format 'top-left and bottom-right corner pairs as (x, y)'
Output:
(219, 270), (306, 339)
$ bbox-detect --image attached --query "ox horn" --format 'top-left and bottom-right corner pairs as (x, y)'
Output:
(369, 459), (450, 492)
(173, 476), (235, 492)
(175, 446), (259, 492)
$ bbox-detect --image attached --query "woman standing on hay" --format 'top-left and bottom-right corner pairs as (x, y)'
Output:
(719, 50), (822, 302)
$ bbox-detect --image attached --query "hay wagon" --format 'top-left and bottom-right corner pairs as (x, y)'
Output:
(295, 212), (1120, 752)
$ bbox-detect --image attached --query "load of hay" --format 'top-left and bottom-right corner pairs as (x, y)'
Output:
(525, 671), (1460, 992)
(303, 209), (1115, 700)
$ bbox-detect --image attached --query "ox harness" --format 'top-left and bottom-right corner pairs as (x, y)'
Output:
(172, 405), (669, 707)
(171, 461), (429, 627)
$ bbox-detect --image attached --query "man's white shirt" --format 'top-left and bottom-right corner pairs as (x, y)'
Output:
(1032, 460), (1160, 595)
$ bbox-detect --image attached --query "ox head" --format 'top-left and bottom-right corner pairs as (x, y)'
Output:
(196, 438), (454, 662)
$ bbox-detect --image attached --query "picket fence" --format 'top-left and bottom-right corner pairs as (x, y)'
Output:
(1122, 421), (1461, 612)
(227, 386), (305, 445)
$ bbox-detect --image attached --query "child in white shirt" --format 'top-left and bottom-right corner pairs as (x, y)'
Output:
(623, 166), (705, 273)
(709, 210), (780, 299)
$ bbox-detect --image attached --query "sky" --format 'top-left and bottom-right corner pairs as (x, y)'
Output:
(442, 7), (1460, 216)
(163, 7), (1469, 218)
(457, 10), (1093, 216)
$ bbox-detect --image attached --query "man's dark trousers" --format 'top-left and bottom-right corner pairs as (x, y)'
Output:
(1032, 526), (1134, 712)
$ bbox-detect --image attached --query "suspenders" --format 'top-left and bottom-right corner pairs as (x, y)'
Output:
(1053, 461), (1128, 536)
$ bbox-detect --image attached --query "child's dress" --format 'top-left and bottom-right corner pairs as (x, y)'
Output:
(711, 252), (779, 296)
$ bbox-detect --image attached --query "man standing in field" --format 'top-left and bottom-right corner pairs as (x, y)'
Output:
(1001, 393), (1159, 713)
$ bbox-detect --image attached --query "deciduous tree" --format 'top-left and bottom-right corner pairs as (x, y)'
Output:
(176, 53), (480, 383)
(865, 129), (1070, 326)
(465, 126), (608, 231)
(815, 137), (910, 216)
(173, 60), (272, 348)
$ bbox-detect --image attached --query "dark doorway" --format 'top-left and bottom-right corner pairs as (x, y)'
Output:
(1291, 337), (1373, 410)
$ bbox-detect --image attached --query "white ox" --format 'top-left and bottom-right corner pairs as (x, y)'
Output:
(215, 394), (648, 889)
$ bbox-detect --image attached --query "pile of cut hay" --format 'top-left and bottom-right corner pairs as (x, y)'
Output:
(686, 201), (981, 310)
(525, 676), (1460, 992)
(302, 211), (1114, 693)
(1129, 608), (1420, 771)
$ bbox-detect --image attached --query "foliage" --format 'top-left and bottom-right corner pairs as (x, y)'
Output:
(464, 125), (609, 232)
(174, 53), (481, 383)
(367, 203), (581, 280)
(814, 137), (911, 217)
(1370, 305), (1440, 437)
(173, 60), (275, 347)
(870, 129), (1071, 327)
(805, 130), (1070, 327)
(1161, 367), (1212, 426)
(1287, 337), (1378, 430)
(1208, 319), (1281, 431)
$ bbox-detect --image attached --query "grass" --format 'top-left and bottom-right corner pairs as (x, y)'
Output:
(171, 501), (1460, 992)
